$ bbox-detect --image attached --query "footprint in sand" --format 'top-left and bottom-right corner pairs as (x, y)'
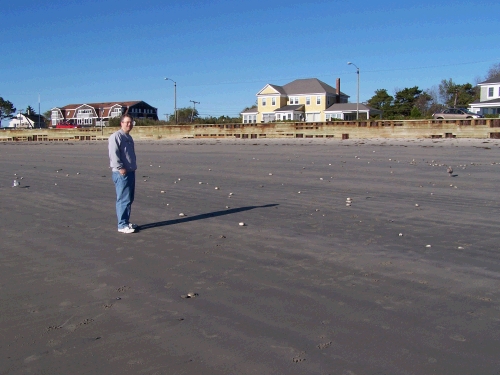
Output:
(450, 334), (466, 342)
(24, 354), (45, 363)
(316, 341), (332, 350)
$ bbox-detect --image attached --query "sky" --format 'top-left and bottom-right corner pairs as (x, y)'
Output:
(1, 0), (500, 125)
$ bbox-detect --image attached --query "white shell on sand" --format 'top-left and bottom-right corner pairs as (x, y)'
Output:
(179, 213), (185, 217)
(239, 222), (245, 226)
(425, 245), (432, 248)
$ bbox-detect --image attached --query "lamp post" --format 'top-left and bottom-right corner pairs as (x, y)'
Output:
(347, 62), (360, 120)
(165, 78), (177, 124)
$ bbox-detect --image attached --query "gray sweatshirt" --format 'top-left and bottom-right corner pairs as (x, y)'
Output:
(108, 129), (137, 172)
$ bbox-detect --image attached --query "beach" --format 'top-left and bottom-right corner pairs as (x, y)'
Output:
(1, 138), (500, 375)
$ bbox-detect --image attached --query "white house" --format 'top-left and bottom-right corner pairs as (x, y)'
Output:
(469, 77), (500, 116)
(324, 103), (382, 121)
(7, 113), (46, 129)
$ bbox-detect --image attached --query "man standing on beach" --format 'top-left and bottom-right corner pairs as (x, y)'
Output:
(109, 114), (137, 234)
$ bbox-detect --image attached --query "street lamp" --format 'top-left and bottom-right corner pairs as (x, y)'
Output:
(347, 62), (360, 120)
(164, 78), (177, 124)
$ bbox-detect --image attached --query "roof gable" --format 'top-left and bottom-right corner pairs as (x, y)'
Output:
(257, 84), (286, 96)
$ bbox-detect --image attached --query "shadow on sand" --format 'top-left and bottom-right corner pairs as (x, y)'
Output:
(137, 204), (279, 231)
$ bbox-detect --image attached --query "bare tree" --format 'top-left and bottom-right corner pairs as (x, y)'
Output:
(485, 63), (500, 81)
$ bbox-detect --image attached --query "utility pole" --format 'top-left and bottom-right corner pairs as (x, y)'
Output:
(190, 100), (200, 123)
(164, 113), (170, 121)
(38, 93), (41, 129)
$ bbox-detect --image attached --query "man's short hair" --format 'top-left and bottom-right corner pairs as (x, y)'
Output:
(121, 114), (134, 123)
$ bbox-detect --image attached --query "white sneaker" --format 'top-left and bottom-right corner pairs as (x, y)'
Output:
(128, 223), (138, 229)
(118, 226), (135, 234)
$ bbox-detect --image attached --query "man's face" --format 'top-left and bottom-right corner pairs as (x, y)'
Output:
(121, 117), (133, 133)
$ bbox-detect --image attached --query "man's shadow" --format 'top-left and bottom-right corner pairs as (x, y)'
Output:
(137, 204), (279, 231)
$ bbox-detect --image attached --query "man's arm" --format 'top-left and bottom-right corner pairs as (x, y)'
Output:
(108, 134), (123, 171)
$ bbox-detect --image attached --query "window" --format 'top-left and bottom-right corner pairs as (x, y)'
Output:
(272, 97), (276, 106)
(287, 114), (291, 120)
(316, 96), (321, 105)
(289, 97), (299, 105)
(262, 98), (266, 106)
(306, 97), (310, 105)
(489, 87), (494, 97)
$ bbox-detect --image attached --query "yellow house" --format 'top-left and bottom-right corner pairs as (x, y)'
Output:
(242, 78), (349, 123)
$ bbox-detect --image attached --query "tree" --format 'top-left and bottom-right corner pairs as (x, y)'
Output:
(169, 107), (199, 123)
(0, 97), (16, 120)
(393, 86), (426, 117)
(241, 104), (257, 112)
(413, 90), (433, 117)
(367, 89), (393, 114)
(485, 62), (500, 81)
(25, 105), (36, 115)
(438, 79), (478, 107)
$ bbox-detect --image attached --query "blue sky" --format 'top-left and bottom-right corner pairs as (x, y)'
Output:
(1, 0), (499, 124)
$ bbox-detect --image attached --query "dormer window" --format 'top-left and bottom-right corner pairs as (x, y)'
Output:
(489, 87), (494, 97)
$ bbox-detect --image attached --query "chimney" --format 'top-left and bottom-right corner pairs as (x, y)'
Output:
(336, 78), (340, 103)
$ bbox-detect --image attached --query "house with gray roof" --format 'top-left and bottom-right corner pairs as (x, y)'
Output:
(242, 78), (352, 123)
(469, 77), (500, 116)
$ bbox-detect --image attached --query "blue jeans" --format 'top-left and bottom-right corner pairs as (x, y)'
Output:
(112, 171), (135, 229)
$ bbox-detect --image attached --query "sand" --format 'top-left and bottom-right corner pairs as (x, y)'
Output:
(1, 137), (500, 375)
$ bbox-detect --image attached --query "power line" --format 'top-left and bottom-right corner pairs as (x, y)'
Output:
(178, 58), (500, 88)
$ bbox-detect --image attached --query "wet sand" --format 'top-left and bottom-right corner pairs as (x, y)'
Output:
(1, 138), (500, 375)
